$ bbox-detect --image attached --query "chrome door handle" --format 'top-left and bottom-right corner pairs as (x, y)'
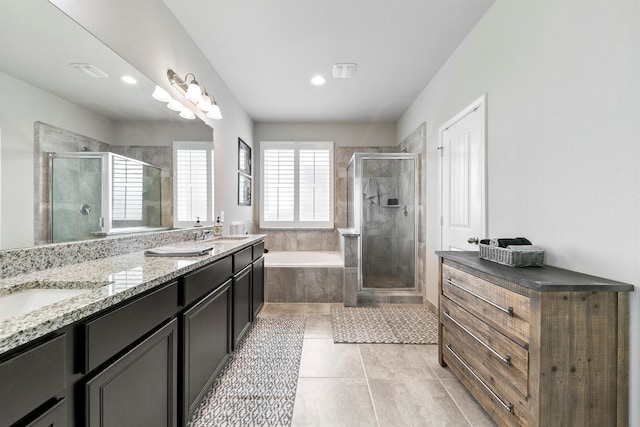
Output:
(445, 278), (514, 316)
(467, 237), (479, 244)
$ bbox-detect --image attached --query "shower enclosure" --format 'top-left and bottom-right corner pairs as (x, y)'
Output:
(347, 153), (418, 291)
(49, 152), (162, 243)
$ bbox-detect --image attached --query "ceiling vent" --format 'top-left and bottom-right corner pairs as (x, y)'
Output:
(332, 63), (357, 78)
(69, 63), (108, 78)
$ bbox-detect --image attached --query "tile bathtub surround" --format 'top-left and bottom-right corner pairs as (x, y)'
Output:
(0, 234), (264, 354)
(265, 267), (344, 303)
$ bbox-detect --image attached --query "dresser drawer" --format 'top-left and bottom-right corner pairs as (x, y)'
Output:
(442, 263), (530, 346)
(441, 297), (528, 398)
(182, 256), (233, 306)
(443, 340), (528, 427)
(233, 246), (253, 273)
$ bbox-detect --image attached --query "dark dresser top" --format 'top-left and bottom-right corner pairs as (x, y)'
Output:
(436, 251), (634, 292)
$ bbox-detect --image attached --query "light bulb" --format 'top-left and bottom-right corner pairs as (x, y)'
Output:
(197, 95), (212, 112)
(206, 103), (222, 119)
(166, 98), (184, 111)
(179, 107), (196, 119)
(186, 82), (203, 103)
(152, 85), (171, 102)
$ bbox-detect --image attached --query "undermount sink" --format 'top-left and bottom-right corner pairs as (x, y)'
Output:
(0, 287), (93, 322)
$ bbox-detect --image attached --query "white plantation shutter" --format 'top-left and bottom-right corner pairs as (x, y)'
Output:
(260, 141), (333, 228)
(263, 149), (294, 221)
(299, 149), (331, 221)
(112, 156), (143, 220)
(173, 141), (214, 227)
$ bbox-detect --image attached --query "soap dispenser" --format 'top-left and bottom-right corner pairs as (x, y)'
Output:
(213, 217), (222, 237)
(194, 217), (203, 227)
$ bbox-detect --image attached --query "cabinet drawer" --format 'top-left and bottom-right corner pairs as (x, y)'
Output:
(26, 399), (66, 427)
(252, 241), (264, 261)
(0, 334), (66, 426)
(442, 264), (530, 346)
(182, 256), (232, 306)
(443, 341), (528, 427)
(441, 297), (528, 397)
(83, 281), (177, 373)
(233, 246), (253, 273)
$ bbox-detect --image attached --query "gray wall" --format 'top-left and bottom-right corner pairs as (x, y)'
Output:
(397, 0), (640, 422)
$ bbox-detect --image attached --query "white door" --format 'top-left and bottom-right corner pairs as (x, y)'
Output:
(439, 95), (486, 251)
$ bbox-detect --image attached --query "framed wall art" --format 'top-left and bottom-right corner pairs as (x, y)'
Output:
(238, 173), (251, 206)
(238, 138), (251, 175)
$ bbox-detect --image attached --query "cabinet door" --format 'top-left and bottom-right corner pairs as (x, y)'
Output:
(233, 264), (253, 348)
(252, 256), (264, 319)
(86, 319), (178, 427)
(182, 280), (231, 423)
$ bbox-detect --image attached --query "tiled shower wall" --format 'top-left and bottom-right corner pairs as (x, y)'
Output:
(34, 122), (172, 245)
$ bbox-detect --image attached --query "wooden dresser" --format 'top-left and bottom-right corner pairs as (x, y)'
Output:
(436, 252), (633, 427)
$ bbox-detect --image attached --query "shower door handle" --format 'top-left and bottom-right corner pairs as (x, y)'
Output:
(467, 237), (479, 245)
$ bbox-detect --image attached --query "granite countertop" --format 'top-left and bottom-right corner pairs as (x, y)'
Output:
(436, 251), (635, 292)
(0, 235), (265, 355)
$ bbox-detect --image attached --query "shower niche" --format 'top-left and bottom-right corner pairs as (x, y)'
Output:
(49, 152), (163, 244)
(347, 153), (418, 292)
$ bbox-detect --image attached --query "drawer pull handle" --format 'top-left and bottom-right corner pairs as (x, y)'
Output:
(443, 310), (511, 365)
(445, 278), (513, 316)
(445, 344), (514, 414)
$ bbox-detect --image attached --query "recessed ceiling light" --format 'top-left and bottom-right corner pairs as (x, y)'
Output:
(120, 75), (137, 85)
(310, 75), (326, 86)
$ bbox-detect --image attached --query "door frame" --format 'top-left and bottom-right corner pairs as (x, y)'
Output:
(437, 93), (487, 251)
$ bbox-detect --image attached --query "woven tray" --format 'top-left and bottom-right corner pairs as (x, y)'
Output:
(478, 244), (544, 267)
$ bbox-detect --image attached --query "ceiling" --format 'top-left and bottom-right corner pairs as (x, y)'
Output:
(163, 0), (495, 123)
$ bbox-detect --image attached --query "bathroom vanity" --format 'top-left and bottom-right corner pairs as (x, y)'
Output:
(0, 234), (265, 427)
(437, 251), (633, 427)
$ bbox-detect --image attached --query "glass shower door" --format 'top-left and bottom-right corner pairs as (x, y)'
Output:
(51, 156), (103, 243)
(361, 156), (416, 290)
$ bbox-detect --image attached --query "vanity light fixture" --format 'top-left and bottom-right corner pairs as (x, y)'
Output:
(152, 85), (172, 102)
(165, 69), (223, 120)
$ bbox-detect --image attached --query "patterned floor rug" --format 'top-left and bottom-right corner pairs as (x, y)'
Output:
(188, 316), (306, 427)
(331, 306), (438, 344)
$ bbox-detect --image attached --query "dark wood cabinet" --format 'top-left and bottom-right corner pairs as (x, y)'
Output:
(0, 334), (66, 426)
(181, 279), (232, 424)
(233, 264), (252, 348)
(86, 319), (178, 427)
(25, 399), (67, 427)
(252, 256), (264, 319)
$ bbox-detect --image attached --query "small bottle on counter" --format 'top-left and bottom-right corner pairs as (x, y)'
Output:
(213, 217), (223, 236)
(194, 217), (203, 227)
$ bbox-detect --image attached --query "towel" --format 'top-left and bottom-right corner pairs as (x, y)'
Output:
(489, 237), (532, 248)
(144, 246), (212, 257)
(363, 178), (380, 204)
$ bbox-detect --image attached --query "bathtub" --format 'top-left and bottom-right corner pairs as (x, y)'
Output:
(263, 251), (344, 303)
(264, 251), (343, 267)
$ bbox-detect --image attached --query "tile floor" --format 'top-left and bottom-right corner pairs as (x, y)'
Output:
(258, 303), (497, 427)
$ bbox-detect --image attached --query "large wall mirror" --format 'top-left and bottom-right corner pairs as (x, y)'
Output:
(0, 0), (213, 250)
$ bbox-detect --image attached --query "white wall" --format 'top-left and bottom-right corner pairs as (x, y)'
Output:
(254, 122), (397, 148)
(52, 0), (255, 229)
(397, 0), (640, 423)
(0, 71), (115, 249)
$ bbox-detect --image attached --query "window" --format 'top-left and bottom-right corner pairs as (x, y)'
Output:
(260, 141), (334, 228)
(173, 141), (214, 227)
(112, 156), (143, 221)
